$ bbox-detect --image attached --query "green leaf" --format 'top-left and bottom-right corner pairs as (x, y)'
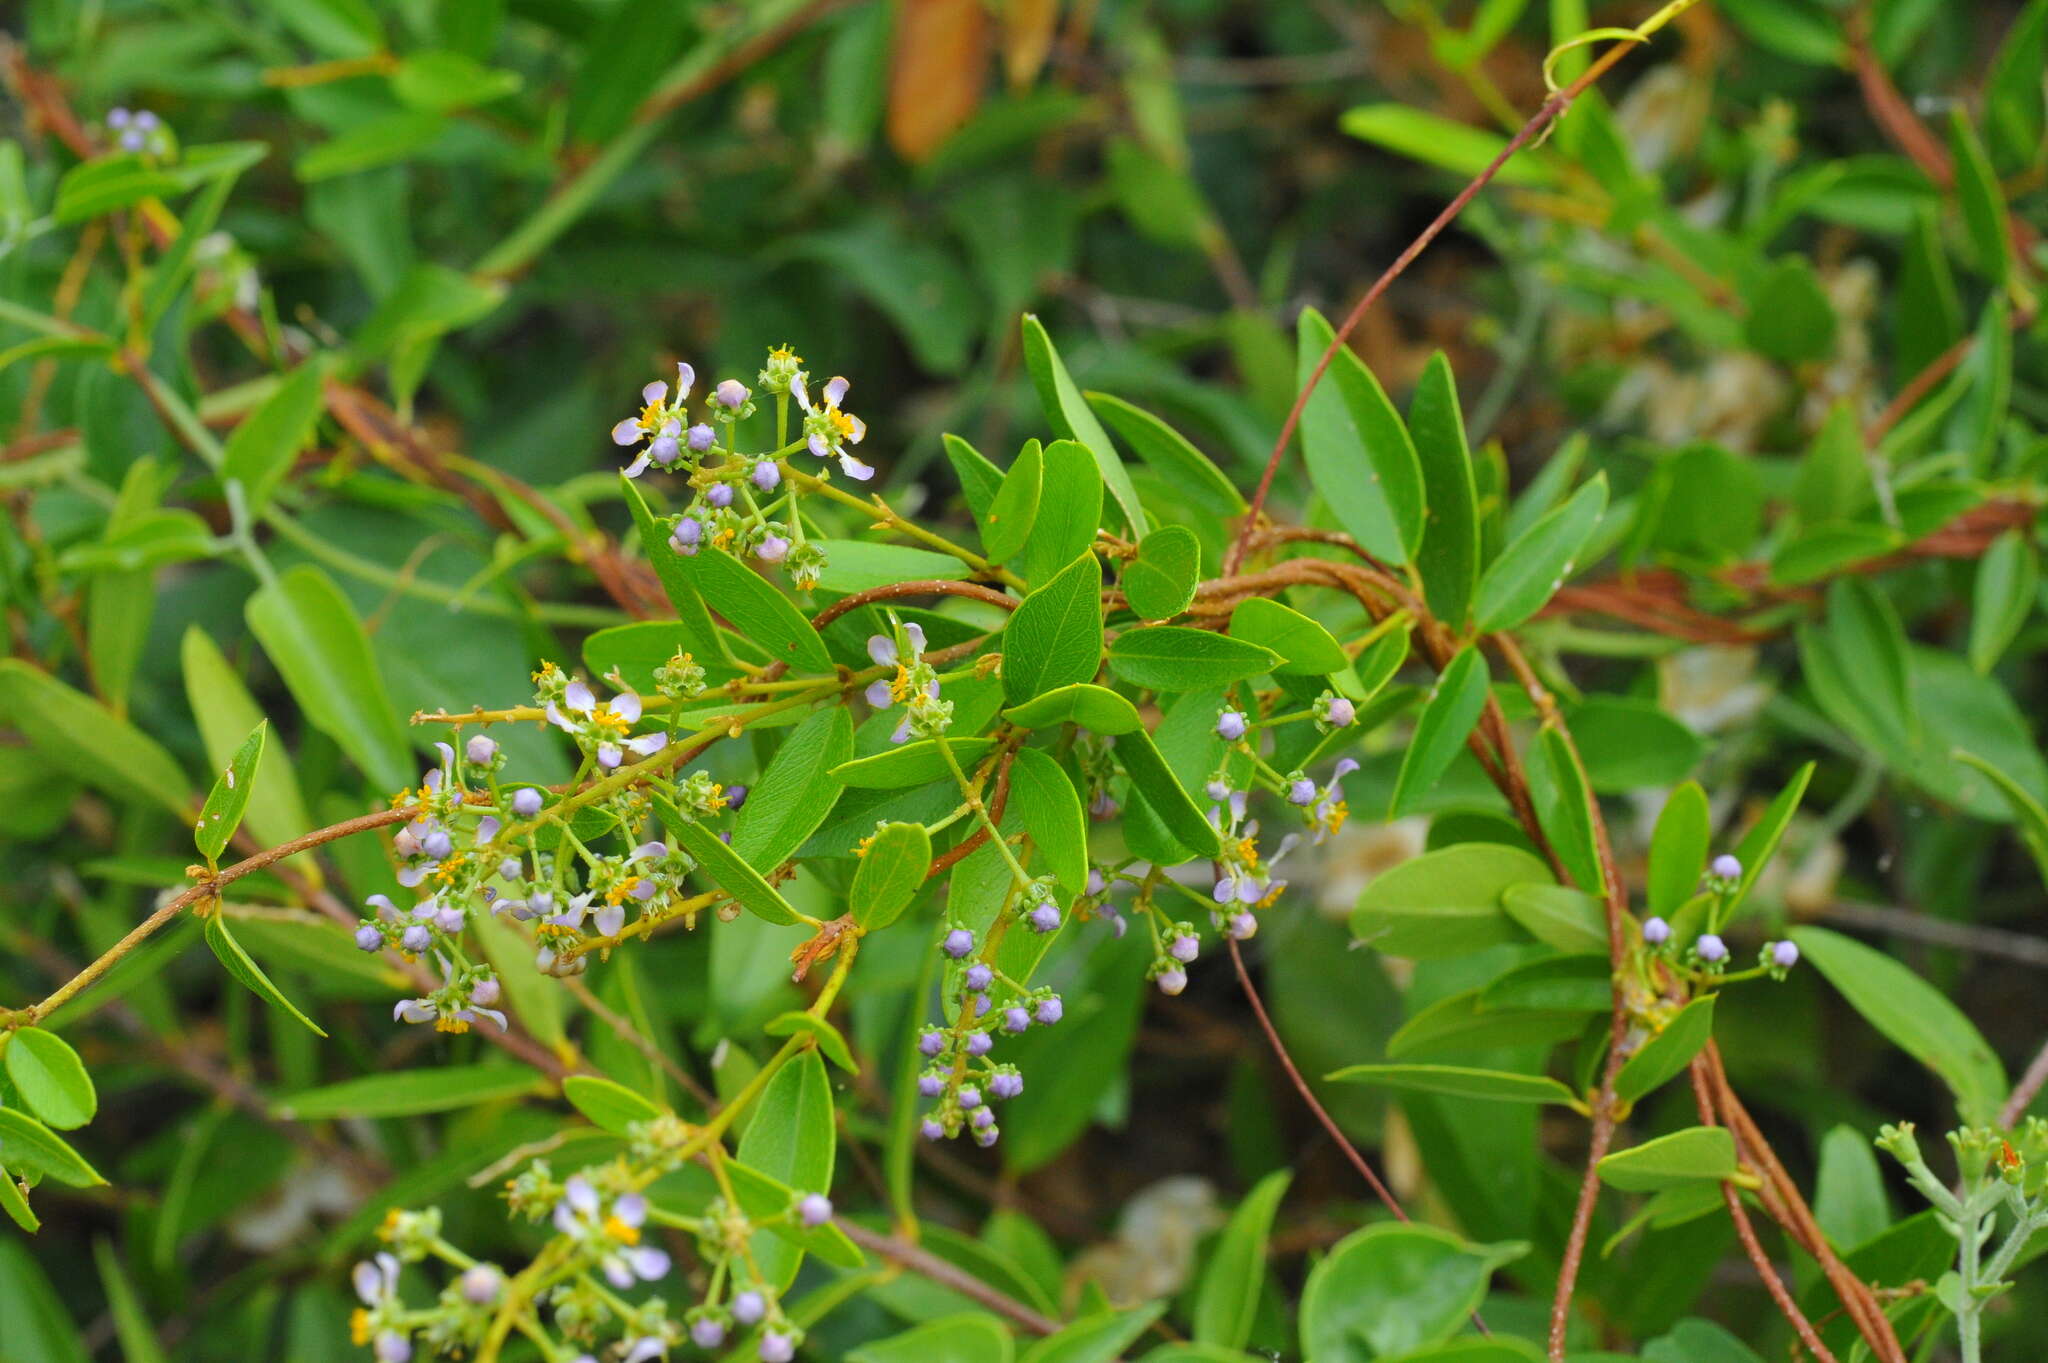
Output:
(764, 1012), (859, 1073)
(659, 803), (801, 926)
(736, 1049), (835, 1289)
(1500, 884), (1608, 956)
(671, 547), (833, 674)
(1388, 990), (1590, 1059)
(851, 821), (933, 930)
(1969, 528), (2036, 673)
(1742, 256), (1837, 363)
(1954, 750), (2048, 889)
(620, 475), (724, 648)
(1228, 598), (1346, 676)
(1021, 441), (1103, 587)
(848, 1313), (1016, 1363)
(296, 112), (446, 182)
(2, 1029), (97, 1130)
(1647, 783), (1710, 920)
(58, 510), (216, 575)
(390, 50), (521, 112)
(0, 1107), (105, 1187)
(1339, 104), (1555, 186)
(1986, 0), (2048, 170)
(1473, 476), (1607, 632)
(1087, 393), (1244, 516)
(1108, 626), (1279, 692)
(944, 432), (1007, 520)
(194, 722), (265, 863)
(181, 627), (314, 854)
(1530, 727), (1604, 895)
(1003, 552), (1104, 702)
(246, 565), (415, 794)
(0, 1239), (86, 1358)
(734, 708), (854, 870)
(1003, 683), (1144, 735)
(1122, 524), (1200, 621)
(275, 1064), (537, 1120)
(1947, 111), (2011, 284)
(562, 1074), (664, 1134)
(53, 155), (181, 224)
(1300, 1223), (1525, 1362)
(1294, 307), (1426, 563)
(1568, 697), (1704, 794)
(834, 737), (997, 789)
(1723, 762), (1814, 924)
(1614, 996), (1716, 1105)
(1192, 1169), (1290, 1349)
(1596, 1126), (1737, 1191)
(1020, 316), (1146, 535)
(1009, 747), (1088, 897)
(1478, 956), (1611, 1012)
(1352, 843), (1552, 959)
(1408, 353), (1481, 627)
(983, 440), (1043, 563)
(92, 1240), (167, 1363)
(1114, 726), (1221, 858)
(1020, 1304), (1167, 1363)
(1790, 926), (2006, 1125)
(1390, 648), (1490, 817)
(1328, 1064), (1580, 1106)
(203, 911), (327, 1038)
(255, 0), (385, 57)
(0, 1164), (37, 1231)
(220, 360), (325, 514)
(0, 659), (189, 815)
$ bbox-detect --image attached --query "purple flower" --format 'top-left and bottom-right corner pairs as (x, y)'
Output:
(1088, 790), (1119, 820)
(1711, 854), (1742, 881)
(956, 1085), (981, 1109)
(964, 963), (993, 992)
(1169, 933), (1199, 963)
(757, 534), (790, 563)
(1086, 868), (1106, 897)
(1034, 996), (1063, 1026)
(1217, 710), (1248, 741)
(672, 517), (703, 556)
(760, 1332), (795, 1363)
(989, 1071), (1022, 1099)
(731, 1291), (766, 1325)
(969, 1105), (995, 1130)
(107, 108), (131, 128)
(1286, 777), (1317, 806)
(354, 924), (384, 952)
(1641, 916), (1671, 946)
(1156, 967), (1188, 995)
(797, 1193), (832, 1227)
(921, 1117), (945, 1140)
(725, 784), (748, 810)
(1325, 696), (1356, 727)
(715, 379), (750, 410)
(791, 373), (873, 479)
(965, 1030), (993, 1056)
(510, 787), (544, 817)
(942, 928), (974, 958)
(465, 734), (498, 765)
(374, 1333), (411, 1363)
(1002, 1006), (1030, 1033)
(459, 1265), (503, 1305)
(1205, 779), (1232, 802)
(752, 460), (782, 491)
(1227, 912), (1258, 940)
(1695, 933), (1729, 963)
(470, 977), (501, 1007)
(688, 423), (717, 453)
(974, 1125), (999, 1148)
(547, 680), (668, 770)
(1770, 940), (1800, 969)
(613, 364), (694, 476)
(918, 1074), (944, 1098)
(691, 1317), (728, 1349)
(401, 924), (432, 953)
(706, 481), (734, 507)
(1027, 904), (1060, 933)
(917, 1028), (945, 1057)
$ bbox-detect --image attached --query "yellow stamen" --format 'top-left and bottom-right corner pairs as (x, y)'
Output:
(435, 1016), (471, 1034)
(606, 877), (641, 907)
(351, 1309), (372, 1346)
(1322, 801), (1350, 835)
(604, 1214), (641, 1245)
(1237, 837), (1260, 868)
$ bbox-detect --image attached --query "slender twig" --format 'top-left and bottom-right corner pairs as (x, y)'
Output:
(834, 1220), (1063, 1335)
(808, 579), (1018, 632)
(2000, 1038), (2048, 1129)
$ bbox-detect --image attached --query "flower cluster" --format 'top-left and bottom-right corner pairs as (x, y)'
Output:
(105, 106), (173, 157)
(864, 622), (953, 744)
(914, 924), (1056, 1148)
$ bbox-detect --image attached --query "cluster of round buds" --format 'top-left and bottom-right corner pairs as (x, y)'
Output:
(865, 623), (952, 744)
(1759, 939), (1800, 977)
(1312, 691), (1357, 731)
(914, 926), (1057, 1148)
(1205, 785), (1294, 927)
(1284, 758), (1359, 842)
(613, 363), (702, 477)
(1021, 878), (1063, 934)
(1691, 932), (1730, 970)
(106, 107), (172, 157)
(1150, 922), (1202, 995)
(654, 649), (708, 702)
(686, 1287), (804, 1360)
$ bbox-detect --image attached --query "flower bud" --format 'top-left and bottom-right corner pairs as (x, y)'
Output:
(1002, 1006), (1030, 1033)
(1027, 904), (1060, 933)
(797, 1193), (832, 1227)
(941, 928), (974, 959)
(920, 1117), (945, 1140)
(969, 1105), (995, 1130)
(1086, 868), (1106, 897)
(1034, 996), (1064, 1026)
(1769, 940), (1799, 969)
(756, 534), (790, 563)
(1216, 710), (1248, 741)
(1641, 916), (1671, 946)
(760, 1332), (795, 1363)
(471, 977), (501, 1006)
(1286, 778), (1316, 806)
(511, 787), (544, 817)
(956, 1086), (981, 1110)
(963, 964), (993, 992)
(422, 828), (453, 859)
(965, 1030), (993, 1056)
(690, 1317), (728, 1349)
(752, 460), (781, 491)
(1169, 933), (1199, 963)
(465, 734), (498, 765)
(1156, 967), (1188, 996)
(1694, 933), (1728, 964)
(731, 1291), (766, 1326)
(401, 924), (432, 952)
(706, 480), (733, 506)
(989, 1071), (1023, 1099)
(354, 924), (384, 951)
(688, 423), (717, 453)
(725, 784), (748, 810)
(1711, 854), (1742, 881)
(917, 1074), (943, 1098)
(1227, 912), (1258, 941)
(459, 1264), (503, 1305)
(1325, 696), (1356, 727)
(917, 1028), (945, 1057)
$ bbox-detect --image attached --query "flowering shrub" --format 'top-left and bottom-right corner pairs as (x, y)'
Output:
(2, 3), (2047, 1363)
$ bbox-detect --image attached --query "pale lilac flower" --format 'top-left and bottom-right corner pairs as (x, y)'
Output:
(791, 373), (872, 479)
(547, 680), (668, 769)
(613, 364), (695, 477)
(756, 535), (790, 563)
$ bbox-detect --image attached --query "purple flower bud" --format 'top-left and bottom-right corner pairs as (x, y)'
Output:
(921, 1117), (945, 1140)
(1287, 778), (1316, 806)
(974, 1125), (999, 1148)
(963, 963), (993, 992)
(1216, 710), (1248, 741)
(1641, 916), (1671, 946)
(465, 734), (498, 765)
(437, 906), (465, 933)
(354, 924), (384, 952)
(459, 1265), (503, 1305)
(918, 1074), (944, 1098)
(1770, 940), (1800, 969)
(1156, 967), (1188, 996)
(716, 379), (749, 410)
(1088, 790), (1119, 820)
(1711, 853), (1742, 881)
(133, 110), (159, 131)
(650, 434), (680, 465)
(965, 1030), (993, 1056)
(401, 924), (432, 952)
(797, 1193), (832, 1227)
(1205, 779), (1232, 802)
(373, 1332), (412, 1363)
(989, 1071), (1023, 1099)
(706, 481), (733, 507)
(725, 784), (748, 810)
(691, 1317), (728, 1349)
(1228, 912), (1258, 941)
(917, 1028), (946, 1057)
(1169, 933), (1199, 963)
(731, 1291), (765, 1326)
(511, 787), (544, 817)
(108, 107), (131, 128)
(1002, 1006), (1030, 1033)
(119, 128), (146, 152)
(969, 1105), (995, 1130)
(1034, 996), (1063, 1026)
(972, 994), (991, 1017)
(1326, 696), (1356, 727)
(688, 423), (717, 453)
(422, 828), (453, 859)
(941, 928), (974, 959)
(956, 1085), (981, 1110)
(1027, 904), (1060, 934)
(760, 1332), (795, 1363)
(471, 977), (501, 1006)
(1086, 868), (1106, 896)
(673, 516), (702, 547)
(1695, 933), (1729, 963)
(752, 460), (781, 491)
(756, 535), (790, 563)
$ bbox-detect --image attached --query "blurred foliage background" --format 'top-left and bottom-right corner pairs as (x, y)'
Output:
(3, 0), (2047, 1359)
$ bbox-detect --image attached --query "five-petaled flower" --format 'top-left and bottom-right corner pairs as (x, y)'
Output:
(553, 1177), (671, 1289)
(792, 373), (872, 480)
(547, 679), (669, 769)
(613, 363), (695, 476)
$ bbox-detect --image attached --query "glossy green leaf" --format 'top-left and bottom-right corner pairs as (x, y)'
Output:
(1328, 1063), (1580, 1106)
(1020, 1304), (1167, 1363)
(0, 1164), (37, 1232)
(1294, 307), (1425, 562)
(1408, 353), (1481, 627)
(1114, 725), (1221, 858)
(620, 475), (723, 648)
(834, 737), (996, 789)
(0, 660), (189, 815)
(0, 1108), (105, 1188)
(1947, 111), (2010, 284)
(1614, 996), (1715, 1105)
(1646, 783), (1710, 920)
(1568, 697), (1704, 794)
(53, 155), (181, 224)
(661, 804), (801, 926)
(848, 1313), (1016, 1363)
(1530, 727), (1604, 895)
(1791, 926), (2006, 1125)
(736, 1049), (835, 1289)
(1722, 762), (1814, 924)
(1955, 750), (2048, 889)
(1192, 1169), (1290, 1349)
(1122, 524), (1200, 620)
(2, 1028), (97, 1131)
(1499, 884), (1607, 956)
(1473, 475), (1607, 631)
(1020, 315), (1146, 535)
(1969, 528), (2036, 673)
(194, 722), (265, 864)
(943, 433), (1005, 521)
(203, 912), (327, 1038)
(1390, 648), (1490, 817)
(671, 547), (832, 674)
(221, 360), (325, 514)
(1388, 989), (1591, 1059)
(1596, 1126), (1737, 1191)
(1352, 843), (1552, 959)
(182, 627), (313, 852)
(1228, 598), (1346, 675)
(1340, 104), (1554, 184)
(246, 565), (415, 794)
(390, 50), (521, 112)
(1300, 1223), (1524, 1361)
(1478, 955), (1611, 1012)
(1003, 552), (1104, 702)
(562, 1074), (665, 1134)
(1087, 392), (1244, 516)
(1003, 683), (1144, 734)
(850, 821), (933, 930)
(811, 541), (967, 594)
(275, 1064), (538, 1120)
(764, 1011), (859, 1073)
(1108, 626), (1279, 692)
(1021, 440), (1104, 587)
(1009, 747), (1087, 897)
(983, 439), (1043, 563)
(734, 708), (854, 870)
